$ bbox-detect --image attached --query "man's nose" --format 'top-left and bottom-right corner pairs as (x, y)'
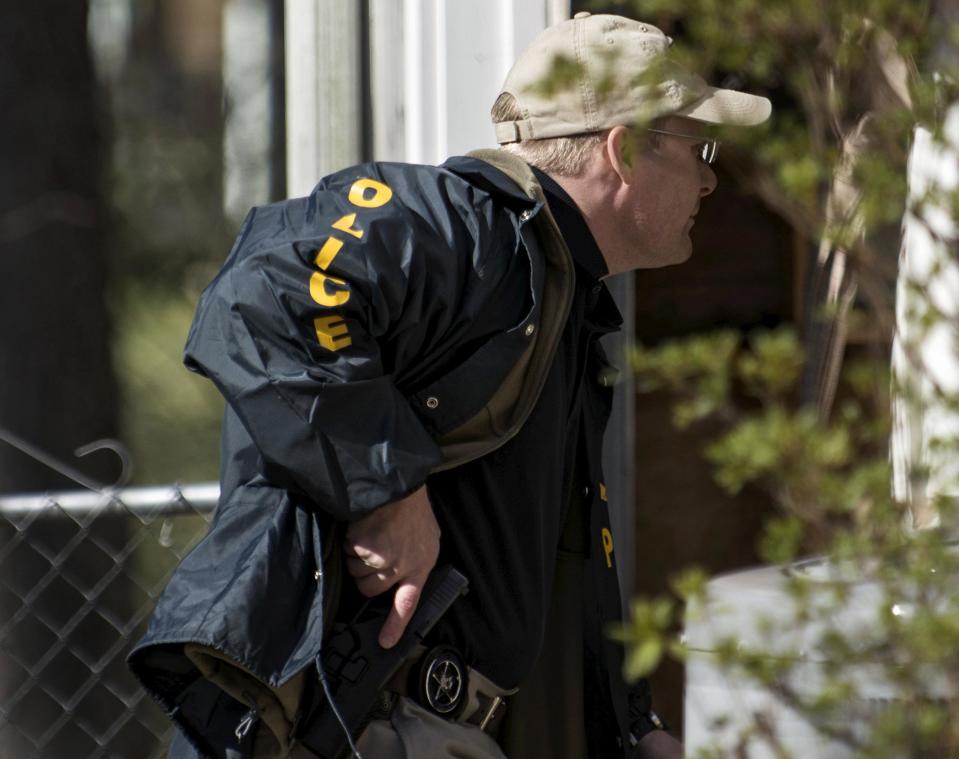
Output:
(700, 163), (718, 197)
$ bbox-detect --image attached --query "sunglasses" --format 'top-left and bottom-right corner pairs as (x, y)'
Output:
(646, 127), (720, 165)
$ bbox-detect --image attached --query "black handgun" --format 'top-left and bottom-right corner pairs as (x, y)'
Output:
(294, 565), (468, 758)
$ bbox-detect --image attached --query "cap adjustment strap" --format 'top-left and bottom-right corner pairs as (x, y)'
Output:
(494, 120), (534, 144)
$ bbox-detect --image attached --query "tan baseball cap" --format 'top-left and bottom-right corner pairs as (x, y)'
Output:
(493, 12), (772, 143)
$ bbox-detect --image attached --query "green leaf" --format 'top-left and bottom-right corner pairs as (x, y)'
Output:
(625, 638), (664, 680)
(758, 516), (804, 564)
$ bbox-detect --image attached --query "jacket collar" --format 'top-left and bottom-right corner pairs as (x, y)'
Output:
(530, 167), (608, 283)
(444, 152), (620, 334)
(442, 155), (538, 212)
(443, 154), (607, 282)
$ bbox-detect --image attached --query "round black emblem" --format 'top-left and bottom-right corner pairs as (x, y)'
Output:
(417, 646), (466, 716)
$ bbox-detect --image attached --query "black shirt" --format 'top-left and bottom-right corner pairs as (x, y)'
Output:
(426, 165), (623, 698)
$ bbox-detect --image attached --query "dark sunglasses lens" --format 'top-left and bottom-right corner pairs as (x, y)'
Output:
(701, 141), (718, 164)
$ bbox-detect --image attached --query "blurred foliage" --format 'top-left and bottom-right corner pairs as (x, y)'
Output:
(588, 0), (935, 252)
(98, 1), (235, 484)
(113, 286), (223, 484)
(591, 0), (959, 755)
(621, 320), (959, 755)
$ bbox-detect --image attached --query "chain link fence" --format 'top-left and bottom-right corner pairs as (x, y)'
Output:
(0, 483), (218, 759)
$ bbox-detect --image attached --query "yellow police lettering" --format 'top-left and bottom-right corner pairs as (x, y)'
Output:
(307, 181), (393, 351)
(310, 271), (350, 307)
(332, 213), (364, 239)
(348, 178), (393, 208)
(599, 482), (608, 502)
(601, 528), (614, 569)
(314, 316), (352, 351)
(315, 236), (344, 270)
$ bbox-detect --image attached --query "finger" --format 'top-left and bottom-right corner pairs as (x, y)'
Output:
(378, 577), (424, 649)
(355, 572), (395, 598)
(343, 525), (376, 557)
(345, 556), (380, 578)
(342, 537), (386, 565)
(342, 536), (373, 559)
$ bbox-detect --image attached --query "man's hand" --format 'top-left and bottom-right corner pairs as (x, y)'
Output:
(343, 485), (441, 649)
(634, 730), (683, 759)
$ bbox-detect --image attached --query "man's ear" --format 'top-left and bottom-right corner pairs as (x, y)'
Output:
(606, 126), (634, 185)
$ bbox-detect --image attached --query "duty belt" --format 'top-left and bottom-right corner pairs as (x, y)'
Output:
(374, 644), (517, 734)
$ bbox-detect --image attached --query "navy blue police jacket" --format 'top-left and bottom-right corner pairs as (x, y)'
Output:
(128, 150), (647, 758)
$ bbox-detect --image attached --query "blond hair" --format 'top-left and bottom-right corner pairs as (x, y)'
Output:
(490, 93), (605, 177)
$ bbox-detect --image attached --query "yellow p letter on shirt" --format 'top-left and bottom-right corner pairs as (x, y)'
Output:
(601, 528), (614, 569)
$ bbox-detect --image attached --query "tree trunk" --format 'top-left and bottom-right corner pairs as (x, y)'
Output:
(0, 3), (128, 757)
(0, 1), (117, 491)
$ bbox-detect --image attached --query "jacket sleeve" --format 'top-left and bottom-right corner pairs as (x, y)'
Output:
(184, 163), (518, 520)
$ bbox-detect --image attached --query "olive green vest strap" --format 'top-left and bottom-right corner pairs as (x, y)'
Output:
(431, 150), (575, 471)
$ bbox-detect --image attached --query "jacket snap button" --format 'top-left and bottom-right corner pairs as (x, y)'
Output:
(425, 396), (440, 409)
(524, 323), (536, 337)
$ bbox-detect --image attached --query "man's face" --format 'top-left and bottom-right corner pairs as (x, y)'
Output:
(616, 116), (718, 270)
